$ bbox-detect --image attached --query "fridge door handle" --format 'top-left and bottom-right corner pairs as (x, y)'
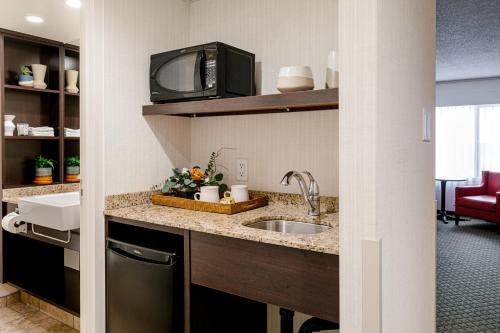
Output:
(107, 238), (176, 265)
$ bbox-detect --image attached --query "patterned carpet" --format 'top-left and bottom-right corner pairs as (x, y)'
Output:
(437, 219), (500, 333)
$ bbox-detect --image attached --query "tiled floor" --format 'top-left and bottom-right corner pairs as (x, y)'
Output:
(0, 287), (78, 333)
(0, 301), (78, 333)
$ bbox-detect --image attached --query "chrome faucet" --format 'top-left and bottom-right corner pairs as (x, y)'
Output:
(280, 171), (320, 216)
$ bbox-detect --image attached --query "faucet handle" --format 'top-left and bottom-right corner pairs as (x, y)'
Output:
(302, 171), (319, 195)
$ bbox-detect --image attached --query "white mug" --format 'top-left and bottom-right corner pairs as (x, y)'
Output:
(194, 186), (220, 202)
(224, 185), (249, 203)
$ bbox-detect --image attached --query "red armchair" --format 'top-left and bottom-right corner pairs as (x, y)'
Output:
(455, 171), (500, 227)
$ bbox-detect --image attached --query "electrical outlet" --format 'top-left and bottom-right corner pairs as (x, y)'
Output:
(236, 159), (248, 181)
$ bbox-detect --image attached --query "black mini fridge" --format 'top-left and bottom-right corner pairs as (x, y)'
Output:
(106, 238), (179, 333)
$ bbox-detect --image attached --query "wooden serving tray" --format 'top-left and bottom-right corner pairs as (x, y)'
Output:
(151, 194), (268, 215)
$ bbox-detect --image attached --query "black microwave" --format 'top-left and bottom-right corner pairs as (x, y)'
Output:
(150, 42), (255, 103)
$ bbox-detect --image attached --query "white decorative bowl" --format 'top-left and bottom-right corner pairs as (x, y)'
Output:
(277, 66), (314, 93)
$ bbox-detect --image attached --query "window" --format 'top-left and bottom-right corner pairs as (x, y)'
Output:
(436, 104), (500, 179)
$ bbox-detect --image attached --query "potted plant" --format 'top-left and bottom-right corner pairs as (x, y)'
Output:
(64, 156), (80, 182)
(161, 148), (229, 199)
(18, 65), (33, 87)
(34, 155), (56, 185)
(162, 168), (200, 199)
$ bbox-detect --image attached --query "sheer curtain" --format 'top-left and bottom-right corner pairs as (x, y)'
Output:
(435, 104), (500, 211)
(478, 105), (500, 172)
(435, 105), (476, 180)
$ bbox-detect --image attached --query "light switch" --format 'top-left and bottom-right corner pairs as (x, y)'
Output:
(422, 108), (431, 142)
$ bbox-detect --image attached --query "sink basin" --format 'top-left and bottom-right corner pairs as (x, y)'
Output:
(17, 192), (80, 231)
(245, 219), (330, 235)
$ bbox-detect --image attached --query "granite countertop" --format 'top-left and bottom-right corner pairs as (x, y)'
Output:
(104, 194), (339, 255)
(2, 183), (80, 204)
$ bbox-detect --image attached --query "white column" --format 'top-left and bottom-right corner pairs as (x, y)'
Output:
(80, 0), (106, 332)
(339, 0), (436, 332)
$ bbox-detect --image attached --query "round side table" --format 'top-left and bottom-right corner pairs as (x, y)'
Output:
(435, 178), (466, 223)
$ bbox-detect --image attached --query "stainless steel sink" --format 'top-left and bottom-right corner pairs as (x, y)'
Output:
(245, 219), (330, 234)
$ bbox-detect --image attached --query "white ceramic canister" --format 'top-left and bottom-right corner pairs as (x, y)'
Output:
(277, 66), (314, 93)
(32, 64), (47, 89)
(4, 115), (15, 136)
(65, 70), (79, 93)
(325, 50), (339, 89)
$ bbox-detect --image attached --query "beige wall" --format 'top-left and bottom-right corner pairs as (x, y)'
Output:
(191, 111), (338, 196)
(339, 0), (436, 332)
(103, 0), (191, 195)
(81, 0), (191, 331)
(189, 0), (339, 196)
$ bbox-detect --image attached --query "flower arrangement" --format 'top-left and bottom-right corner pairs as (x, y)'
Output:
(162, 149), (229, 198)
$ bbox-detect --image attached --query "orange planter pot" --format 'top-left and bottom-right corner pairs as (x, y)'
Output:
(64, 174), (80, 182)
(34, 176), (53, 185)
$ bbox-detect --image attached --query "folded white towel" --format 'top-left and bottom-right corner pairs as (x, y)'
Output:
(30, 131), (54, 136)
(30, 133), (55, 137)
(30, 126), (54, 131)
(64, 128), (80, 131)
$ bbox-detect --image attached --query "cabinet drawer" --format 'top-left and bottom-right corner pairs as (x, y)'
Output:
(190, 231), (339, 322)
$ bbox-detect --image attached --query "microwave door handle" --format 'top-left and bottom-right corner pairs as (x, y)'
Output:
(199, 50), (206, 91)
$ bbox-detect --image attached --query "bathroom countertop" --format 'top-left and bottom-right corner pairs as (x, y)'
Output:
(105, 192), (339, 255)
(2, 183), (80, 205)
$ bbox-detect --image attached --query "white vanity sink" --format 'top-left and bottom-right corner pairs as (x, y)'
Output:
(17, 192), (80, 231)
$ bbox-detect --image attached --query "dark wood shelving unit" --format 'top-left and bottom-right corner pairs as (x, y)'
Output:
(142, 88), (339, 117)
(4, 84), (60, 94)
(0, 29), (80, 189)
(5, 136), (60, 140)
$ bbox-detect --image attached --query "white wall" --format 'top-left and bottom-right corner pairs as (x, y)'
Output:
(103, 0), (191, 195)
(189, 0), (339, 196)
(81, 0), (190, 332)
(339, 0), (436, 332)
(190, 111), (339, 196)
(436, 77), (500, 107)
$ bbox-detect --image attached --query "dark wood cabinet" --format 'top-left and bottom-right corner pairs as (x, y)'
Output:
(0, 29), (80, 188)
(190, 231), (339, 323)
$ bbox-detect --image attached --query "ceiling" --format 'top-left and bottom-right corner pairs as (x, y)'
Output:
(0, 0), (80, 44)
(437, 0), (500, 81)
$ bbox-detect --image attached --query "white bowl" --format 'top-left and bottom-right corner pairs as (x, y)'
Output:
(278, 65), (313, 78)
(277, 66), (314, 93)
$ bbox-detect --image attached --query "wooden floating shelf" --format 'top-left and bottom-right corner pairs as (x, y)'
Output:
(5, 136), (60, 140)
(63, 137), (80, 140)
(4, 84), (60, 94)
(64, 91), (80, 97)
(143, 89), (339, 117)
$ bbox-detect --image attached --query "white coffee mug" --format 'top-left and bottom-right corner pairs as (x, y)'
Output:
(224, 185), (249, 203)
(194, 186), (220, 202)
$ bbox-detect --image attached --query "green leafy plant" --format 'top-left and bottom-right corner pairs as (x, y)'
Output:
(203, 148), (229, 195)
(162, 148), (231, 197)
(34, 155), (56, 169)
(20, 65), (32, 76)
(64, 156), (80, 167)
(162, 168), (199, 194)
